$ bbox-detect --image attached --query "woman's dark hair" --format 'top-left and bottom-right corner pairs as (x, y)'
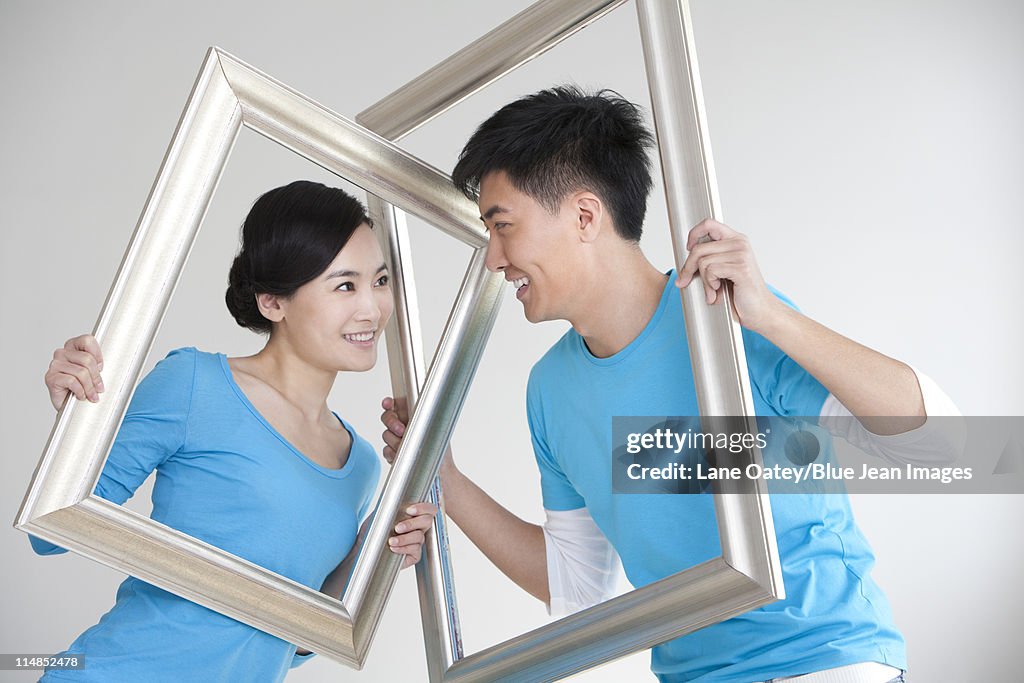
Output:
(452, 85), (654, 242)
(225, 180), (371, 334)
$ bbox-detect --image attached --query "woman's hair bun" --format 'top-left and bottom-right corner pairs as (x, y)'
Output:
(225, 251), (271, 334)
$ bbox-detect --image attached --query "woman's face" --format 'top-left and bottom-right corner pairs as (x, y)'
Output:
(271, 223), (394, 373)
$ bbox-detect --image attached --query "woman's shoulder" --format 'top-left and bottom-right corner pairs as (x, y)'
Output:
(153, 347), (225, 374)
(139, 347), (223, 395)
(128, 347), (236, 422)
(126, 348), (204, 417)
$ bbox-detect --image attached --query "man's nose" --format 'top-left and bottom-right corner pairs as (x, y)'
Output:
(484, 236), (506, 273)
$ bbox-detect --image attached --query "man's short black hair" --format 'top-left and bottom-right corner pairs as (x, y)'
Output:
(452, 85), (655, 242)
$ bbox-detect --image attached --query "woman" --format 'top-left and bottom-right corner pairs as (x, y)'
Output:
(35, 180), (435, 682)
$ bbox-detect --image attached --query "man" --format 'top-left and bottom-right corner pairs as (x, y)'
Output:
(381, 86), (960, 682)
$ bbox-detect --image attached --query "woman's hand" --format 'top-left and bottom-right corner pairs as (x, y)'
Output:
(390, 502), (437, 568)
(44, 334), (104, 410)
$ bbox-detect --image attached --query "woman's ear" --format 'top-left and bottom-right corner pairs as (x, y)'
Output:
(256, 292), (285, 324)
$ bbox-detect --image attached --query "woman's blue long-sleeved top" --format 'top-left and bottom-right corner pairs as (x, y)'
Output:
(31, 347), (380, 682)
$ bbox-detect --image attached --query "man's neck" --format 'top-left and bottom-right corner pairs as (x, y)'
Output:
(571, 252), (668, 359)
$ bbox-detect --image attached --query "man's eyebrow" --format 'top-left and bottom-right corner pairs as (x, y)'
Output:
(324, 263), (388, 279)
(480, 205), (510, 222)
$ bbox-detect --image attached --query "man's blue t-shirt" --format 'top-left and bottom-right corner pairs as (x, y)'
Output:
(31, 348), (380, 683)
(526, 273), (906, 682)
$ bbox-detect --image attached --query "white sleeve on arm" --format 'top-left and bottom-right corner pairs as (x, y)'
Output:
(819, 365), (967, 465)
(543, 507), (623, 617)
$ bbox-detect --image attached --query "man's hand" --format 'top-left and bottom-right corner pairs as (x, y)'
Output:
(675, 219), (783, 334)
(380, 396), (456, 480)
(380, 397), (550, 602)
(390, 502), (438, 568)
(379, 396), (407, 465)
(677, 219), (928, 427)
(44, 334), (104, 410)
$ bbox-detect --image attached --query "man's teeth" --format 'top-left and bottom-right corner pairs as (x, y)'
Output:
(512, 277), (530, 289)
(345, 332), (374, 342)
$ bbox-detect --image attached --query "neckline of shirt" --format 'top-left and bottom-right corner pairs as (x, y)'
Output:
(214, 352), (361, 479)
(574, 270), (676, 367)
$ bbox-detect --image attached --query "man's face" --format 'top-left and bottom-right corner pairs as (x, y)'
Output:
(477, 171), (581, 324)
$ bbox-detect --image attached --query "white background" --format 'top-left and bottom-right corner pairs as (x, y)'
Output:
(2, 1), (1022, 681)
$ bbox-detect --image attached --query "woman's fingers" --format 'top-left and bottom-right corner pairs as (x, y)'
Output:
(64, 334), (104, 370)
(389, 529), (425, 548)
(45, 357), (99, 408)
(394, 509), (436, 534)
(45, 335), (105, 410)
(390, 503), (437, 567)
(60, 350), (102, 395)
(44, 365), (87, 405)
(405, 503), (438, 519)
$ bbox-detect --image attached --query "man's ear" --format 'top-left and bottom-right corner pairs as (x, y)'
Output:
(574, 191), (605, 244)
(256, 292), (285, 324)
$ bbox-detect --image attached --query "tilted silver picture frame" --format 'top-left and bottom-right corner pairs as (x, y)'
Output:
(357, 0), (786, 680)
(14, 47), (504, 668)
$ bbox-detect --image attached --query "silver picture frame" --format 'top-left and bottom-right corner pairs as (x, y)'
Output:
(14, 47), (505, 668)
(357, 0), (785, 680)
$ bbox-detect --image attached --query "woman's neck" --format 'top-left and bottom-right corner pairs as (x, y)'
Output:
(242, 337), (337, 423)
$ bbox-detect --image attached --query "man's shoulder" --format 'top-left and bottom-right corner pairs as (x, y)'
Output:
(528, 329), (580, 387)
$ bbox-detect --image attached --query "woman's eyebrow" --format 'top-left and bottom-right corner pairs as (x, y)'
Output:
(324, 263), (388, 279)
